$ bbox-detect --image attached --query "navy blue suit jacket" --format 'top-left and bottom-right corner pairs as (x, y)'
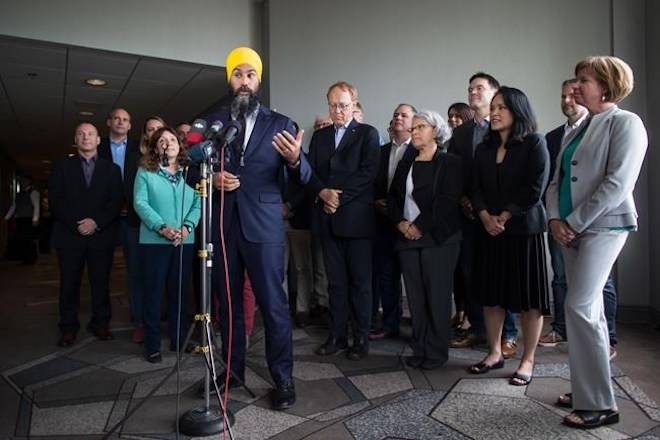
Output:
(203, 105), (312, 244)
(307, 119), (380, 238)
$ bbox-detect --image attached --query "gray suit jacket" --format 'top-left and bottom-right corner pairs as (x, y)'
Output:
(546, 105), (647, 233)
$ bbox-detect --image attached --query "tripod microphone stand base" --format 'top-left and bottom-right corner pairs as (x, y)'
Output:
(179, 405), (235, 436)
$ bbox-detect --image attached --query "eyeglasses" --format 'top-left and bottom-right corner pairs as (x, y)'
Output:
(328, 102), (352, 111)
(409, 123), (431, 133)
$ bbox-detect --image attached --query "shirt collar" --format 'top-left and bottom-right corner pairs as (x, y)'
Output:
(565, 112), (588, 131)
(392, 137), (411, 148)
(79, 153), (97, 163)
(335, 118), (353, 131)
(110, 138), (127, 147)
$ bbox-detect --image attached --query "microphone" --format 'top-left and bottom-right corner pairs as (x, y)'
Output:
(188, 140), (215, 164)
(186, 119), (208, 145)
(161, 148), (170, 167)
(216, 120), (242, 146)
(205, 120), (223, 140)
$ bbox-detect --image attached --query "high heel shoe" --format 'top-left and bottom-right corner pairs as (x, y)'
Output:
(469, 358), (504, 374)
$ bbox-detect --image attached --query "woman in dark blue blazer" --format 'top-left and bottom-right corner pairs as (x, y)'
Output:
(468, 87), (550, 385)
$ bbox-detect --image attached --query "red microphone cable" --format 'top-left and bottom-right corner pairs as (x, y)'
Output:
(217, 149), (233, 438)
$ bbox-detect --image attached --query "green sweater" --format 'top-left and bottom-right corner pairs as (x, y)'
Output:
(133, 167), (201, 245)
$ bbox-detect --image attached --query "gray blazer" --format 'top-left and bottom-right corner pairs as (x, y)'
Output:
(546, 105), (647, 233)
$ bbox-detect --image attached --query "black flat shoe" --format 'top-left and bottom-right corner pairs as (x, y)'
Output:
(556, 392), (572, 408)
(346, 342), (368, 361)
(469, 358), (504, 374)
(563, 409), (619, 429)
(509, 371), (532, 386)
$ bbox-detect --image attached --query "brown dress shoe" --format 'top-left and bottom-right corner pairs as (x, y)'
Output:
(501, 339), (518, 359)
(450, 333), (485, 348)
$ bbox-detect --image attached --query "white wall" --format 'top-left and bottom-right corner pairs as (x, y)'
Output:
(269, 0), (608, 136)
(269, 0), (652, 312)
(0, 0), (262, 66)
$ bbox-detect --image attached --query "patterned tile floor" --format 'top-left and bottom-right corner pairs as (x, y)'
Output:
(1, 254), (659, 439)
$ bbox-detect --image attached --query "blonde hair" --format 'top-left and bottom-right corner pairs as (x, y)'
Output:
(326, 81), (358, 102)
(574, 56), (634, 103)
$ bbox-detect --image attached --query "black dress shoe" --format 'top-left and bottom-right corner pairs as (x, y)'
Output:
(315, 337), (348, 356)
(146, 351), (162, 363)
(405, 356), (424, 368)
(346, 342), (368, 361)
(421, 358), (447, 370)
(57, 332), (76, 347)
(271, 379), (296, 410)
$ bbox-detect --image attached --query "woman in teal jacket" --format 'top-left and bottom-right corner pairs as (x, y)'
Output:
(134, 126), (200, 363)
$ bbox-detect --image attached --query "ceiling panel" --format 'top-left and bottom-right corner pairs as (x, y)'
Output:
(68, 48), (138, 76)
(65, 84), (120, 104)
(132, 59), (199, 85)
(0, 63), (65, 85)
(0, 39), (66, 69)
(3, 76), (63, 100)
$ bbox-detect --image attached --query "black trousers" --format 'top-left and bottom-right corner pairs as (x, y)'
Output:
(399, 242), (459, 363)
(321, 234), (372, 342)
(56, 246), (114, 333)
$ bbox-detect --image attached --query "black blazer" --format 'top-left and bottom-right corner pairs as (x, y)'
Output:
(388, 149), (463, 246)
(98, 137), (141, 226)
(307, 119), (381, 238)
(472, 133), (550, 235)
(545, 124), (565, 182)
(49, 155), (123, 249)
(447, 120), (477, 199)
(374, 141), (415, 234)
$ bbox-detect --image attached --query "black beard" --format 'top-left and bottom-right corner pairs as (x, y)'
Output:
(230, 87), (260, 118)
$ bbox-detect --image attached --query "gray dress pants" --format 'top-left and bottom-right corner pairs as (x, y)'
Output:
(562, 230), (628, 411)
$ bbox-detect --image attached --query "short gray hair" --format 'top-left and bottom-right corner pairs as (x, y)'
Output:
(414, 110), (452, 145)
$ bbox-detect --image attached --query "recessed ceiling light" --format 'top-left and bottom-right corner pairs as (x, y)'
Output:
(79, 111), (95, 116)
(85, 78), (107, 86)
(68, 153), (75, 157)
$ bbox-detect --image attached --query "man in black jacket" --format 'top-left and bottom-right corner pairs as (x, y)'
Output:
(308, 81), (380, 360)
(49, 122), (123, 346)
(370, 103), (416, 340)
(98, 108), (143, 343)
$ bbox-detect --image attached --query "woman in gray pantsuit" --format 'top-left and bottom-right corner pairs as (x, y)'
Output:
(546, 56), (648, 429)
(388, 110), (463, 370)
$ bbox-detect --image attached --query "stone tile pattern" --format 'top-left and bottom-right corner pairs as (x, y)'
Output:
(2, 325), (659, 439)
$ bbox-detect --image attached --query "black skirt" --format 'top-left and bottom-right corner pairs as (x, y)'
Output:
(474, 228), (550, 314)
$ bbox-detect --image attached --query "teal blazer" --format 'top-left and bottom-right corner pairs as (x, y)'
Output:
(133, 167), (201, 244)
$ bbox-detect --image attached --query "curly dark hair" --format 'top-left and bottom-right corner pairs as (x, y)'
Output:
(139, 126), (188, 171)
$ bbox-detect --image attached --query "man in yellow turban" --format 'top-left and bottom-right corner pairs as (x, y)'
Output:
(200, 46), (311, 411)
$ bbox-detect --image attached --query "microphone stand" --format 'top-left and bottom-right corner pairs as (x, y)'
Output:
(104, 142), (248, 439)
(179, 145), (235, 437)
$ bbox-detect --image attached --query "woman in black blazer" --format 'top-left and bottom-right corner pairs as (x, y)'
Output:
(468, 87), (550, 385)
(388, 110), (462, 370)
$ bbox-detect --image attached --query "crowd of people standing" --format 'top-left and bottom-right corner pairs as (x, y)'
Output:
(22, 46), (648, 428)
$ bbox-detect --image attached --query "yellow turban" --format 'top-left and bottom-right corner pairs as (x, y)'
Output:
(225, 47), (263, 82)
